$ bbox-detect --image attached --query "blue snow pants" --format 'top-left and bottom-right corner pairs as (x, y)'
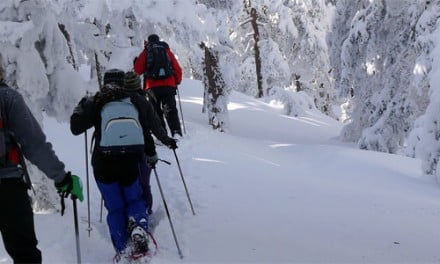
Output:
(138, 161), (153, 213)
(92, 152), (150, 253)
(96, 179), (149, 253)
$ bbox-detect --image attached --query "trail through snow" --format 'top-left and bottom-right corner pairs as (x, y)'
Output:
(1, 79), (440, 264)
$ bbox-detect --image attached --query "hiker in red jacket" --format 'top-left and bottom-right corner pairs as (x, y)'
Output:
(134, 34), (183, 137)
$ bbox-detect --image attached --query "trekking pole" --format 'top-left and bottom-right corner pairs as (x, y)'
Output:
(172, 149), (195, 215)
(84, 130), (92, 236)
(99, 197), (104, 223)
(72, 198), (82, 264)
(152, 167), (183, 259)
(176, 88), (187, 134)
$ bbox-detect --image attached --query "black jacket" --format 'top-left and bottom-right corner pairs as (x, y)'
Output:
(70, 87), (169, 163)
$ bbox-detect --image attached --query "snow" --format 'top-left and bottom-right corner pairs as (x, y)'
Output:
(0, 21), (34, 44)
(1, 79), (439, 263)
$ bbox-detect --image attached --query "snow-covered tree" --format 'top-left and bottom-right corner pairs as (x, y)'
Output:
(0, 0), (215, 209)
(5, 0), (440, 190)
(270, 0), (337, 117)
(328, 0), (370, 98)
(0, 0), (94, 210)
(333, 0), (440, 179)
(406, 2), (440, 177)
(197, 0), (234, 10)
(337, 1), (435, 152)
(270, 0), (336, 110)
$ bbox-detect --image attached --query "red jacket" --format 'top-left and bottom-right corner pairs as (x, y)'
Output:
(134, 45), (182, 89)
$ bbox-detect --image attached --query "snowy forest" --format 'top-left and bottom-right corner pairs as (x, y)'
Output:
(0, 0), (440, 201)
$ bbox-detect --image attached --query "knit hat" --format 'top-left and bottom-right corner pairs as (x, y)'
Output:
(124, 71), (142, 91)
(147, 34), (160, 43)
(103, 69), (125, 87)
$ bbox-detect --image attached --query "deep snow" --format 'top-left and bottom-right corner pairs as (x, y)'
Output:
(1, 79), (440, 264)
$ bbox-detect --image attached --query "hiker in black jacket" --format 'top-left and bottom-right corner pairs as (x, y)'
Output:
(0, 65), (82, 263)
(70, 69), (176, 259)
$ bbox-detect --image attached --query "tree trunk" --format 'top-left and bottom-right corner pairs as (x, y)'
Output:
(94, 52), (103, 90)
(58, 23), (77, 70)
(294, 73), (302, 92)
(200, 42), (228, 131)
(250, 8), (263, 98)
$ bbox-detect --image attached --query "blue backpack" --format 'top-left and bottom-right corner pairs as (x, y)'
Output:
(98, 97), (144, 155)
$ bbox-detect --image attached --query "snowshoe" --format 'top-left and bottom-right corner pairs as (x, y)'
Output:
(130, 226), (149, 259)
(113, 250), (127, 264)
(129, 232), (158, 263)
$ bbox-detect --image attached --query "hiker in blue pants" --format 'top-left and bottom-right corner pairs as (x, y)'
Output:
(70, 69), (176, 261)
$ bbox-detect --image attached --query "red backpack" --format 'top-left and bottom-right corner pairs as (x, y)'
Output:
(0, 103), (20, 167)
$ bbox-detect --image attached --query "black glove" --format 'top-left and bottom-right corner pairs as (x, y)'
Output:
(55, 172), (73, 198)
(163, 137), (178, 150)
(146, 154), (159, 167)
(55, 172), (84, 201)
(55, 172), (84, 216)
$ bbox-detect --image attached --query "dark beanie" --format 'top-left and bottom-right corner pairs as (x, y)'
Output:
(124, 71), (141, 91)
(103, 69), (125, 87)
(148, 34), (160, 43)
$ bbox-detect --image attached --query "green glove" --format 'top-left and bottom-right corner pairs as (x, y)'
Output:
(55, 172), (84, 202)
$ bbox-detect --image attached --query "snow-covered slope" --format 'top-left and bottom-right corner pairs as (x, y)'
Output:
(1, 79), (440, 264)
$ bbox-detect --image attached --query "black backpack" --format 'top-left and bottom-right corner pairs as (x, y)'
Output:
(145, 43), (174, 80)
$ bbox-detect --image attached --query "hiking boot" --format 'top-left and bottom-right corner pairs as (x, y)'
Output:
(130, 226), (149, 257)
